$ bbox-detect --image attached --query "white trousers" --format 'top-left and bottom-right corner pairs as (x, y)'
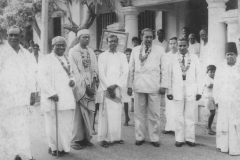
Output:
(97, 98), (122, 142)
(173, 82), (196, 143)
(44, 109), (74, 152)
(165, 94), (175, 131)
(134, 92), (161, 142)
(174, 100), (196, 142)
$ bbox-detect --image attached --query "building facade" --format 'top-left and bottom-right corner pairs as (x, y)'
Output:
(33, 0), (238, 125)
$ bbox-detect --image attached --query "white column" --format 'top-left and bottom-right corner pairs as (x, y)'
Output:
(122, 6), (139, 48)
(206, 0), (228, 65)
(41, 0), (49, 54)
(222, 10), (238, 42)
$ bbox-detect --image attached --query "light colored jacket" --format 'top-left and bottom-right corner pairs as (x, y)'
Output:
(37, 52), (75, 112)
(168, 52), (202, 101)
(128, 44), (168, 93)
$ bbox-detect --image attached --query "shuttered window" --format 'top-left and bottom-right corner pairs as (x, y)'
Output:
(96, 12), (117, 48)
(138, 10), (155, 37)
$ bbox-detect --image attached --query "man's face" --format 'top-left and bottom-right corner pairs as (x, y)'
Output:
(169, 39), (178, 50)
(182, 29), (186, 35)
(200, 30), (207, 42)
(7, 28), (22, 48)
(207, 70), (215, 79)
(157, 30), (164, 39)
(53, 40), (66, 56)
(107, 37), (118, 50)
(188, 35), (195, 44)
(33, 46), (39, 54)
(79, 34), (90, 46)
(178, 40), (188, 55)
(94, 51), (101, 60)
(125, 51), (131, 62)
(142, 31), (153, 46)
(132, 40), (139, 47)
(226, 52), (237, 65)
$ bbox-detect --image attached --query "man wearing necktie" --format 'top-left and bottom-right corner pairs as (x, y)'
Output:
(128, 28), (168, 147)
(167, 37), (202, 147)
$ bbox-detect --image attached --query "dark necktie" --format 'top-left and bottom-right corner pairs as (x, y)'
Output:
(145, 46), (149, 53)
(182, 55), (185, 67)
(182, 55), (186, 80)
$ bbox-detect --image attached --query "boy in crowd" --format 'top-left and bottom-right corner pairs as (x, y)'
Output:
(204, 65), (217, 135)
(132, 37), (140, 48)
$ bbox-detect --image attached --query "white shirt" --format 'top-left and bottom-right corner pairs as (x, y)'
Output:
(153, 39), (170, 53)
(204, 75), (214, 99)
(189, 42), (200, 57)
(98, 50), (129, 91)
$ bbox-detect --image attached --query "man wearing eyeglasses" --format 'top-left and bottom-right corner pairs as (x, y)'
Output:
(68, 29), (98, 150)
(37, 36), (76, 157)
(97, 34), (129, 148)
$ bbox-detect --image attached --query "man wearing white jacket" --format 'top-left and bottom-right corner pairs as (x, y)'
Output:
(167, 37), (202, 147)
(38, 36), (76, 157)
(128, 28), (168, 147)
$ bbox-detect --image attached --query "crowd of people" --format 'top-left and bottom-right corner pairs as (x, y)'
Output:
(0, 24), (240, 160)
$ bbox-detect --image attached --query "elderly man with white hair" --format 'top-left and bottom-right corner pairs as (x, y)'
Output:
(69, 29), (98, 150)
(37, 36), (76, 157)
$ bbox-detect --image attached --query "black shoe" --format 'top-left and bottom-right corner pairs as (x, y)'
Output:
(151, 142), (160, 147)
(15, 155), (22, 160)
(186, 141), (196, 147)
(116, 140), (124, 144)
(135, 140), (145, 146)
(162, 130), (173, 134)
(175, 141), (183, 147)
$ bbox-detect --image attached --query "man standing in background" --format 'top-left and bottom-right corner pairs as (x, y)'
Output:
(153, 29), (170, 53)
(188, 33), (200, 57)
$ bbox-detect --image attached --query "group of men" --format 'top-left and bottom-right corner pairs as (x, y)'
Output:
(0, 24), (239, 160)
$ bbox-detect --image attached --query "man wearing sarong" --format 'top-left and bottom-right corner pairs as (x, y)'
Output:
(167, 37), (202, 147)
(97, 34), (129, 148)
(69, 29), (98, 150)
(0, 25), (36, 160)
(128, 28), (168, 147)
(213, 42), (240, 156)
(37, 36), (76, 157)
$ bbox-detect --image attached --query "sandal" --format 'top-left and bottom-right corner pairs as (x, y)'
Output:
(207, 129), (216, 135)
(101, 141), (109, 148)
(71, 144), (83, 150)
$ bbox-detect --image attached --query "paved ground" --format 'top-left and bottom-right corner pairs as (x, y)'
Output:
(23, 101), (239, 160)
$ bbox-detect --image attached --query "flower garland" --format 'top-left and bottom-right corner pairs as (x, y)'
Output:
(79, 47), (91, 69)
(139, 42), (152, 66)
(55, 55), (72, 78)
(178, 54), (191, 80)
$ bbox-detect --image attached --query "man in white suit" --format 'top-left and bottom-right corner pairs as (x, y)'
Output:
(167, 37), (202, 147)
(128, 28), (168, 147)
